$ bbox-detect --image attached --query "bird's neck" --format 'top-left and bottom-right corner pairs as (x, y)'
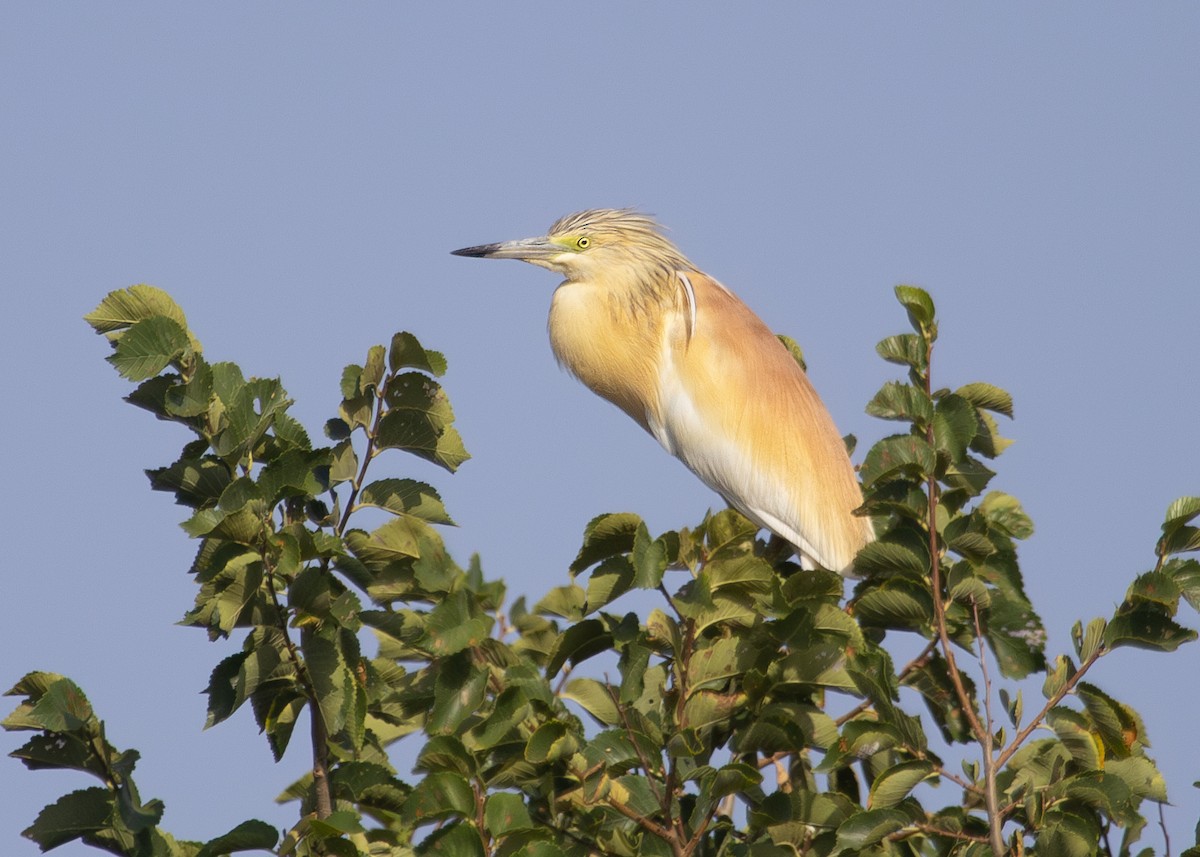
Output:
(548, 271), (680, 431)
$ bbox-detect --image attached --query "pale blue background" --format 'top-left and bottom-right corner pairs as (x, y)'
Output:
(2, 5), (1198, 853)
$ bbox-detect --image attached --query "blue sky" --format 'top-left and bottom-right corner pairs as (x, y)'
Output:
(2, 5), (1198, 853)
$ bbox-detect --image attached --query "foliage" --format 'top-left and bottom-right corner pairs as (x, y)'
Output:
(5, 283), (1200, 856)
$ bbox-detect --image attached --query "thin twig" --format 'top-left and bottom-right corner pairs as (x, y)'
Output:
(993, 647), (1104, 769)
(973, 600), (1006, 856)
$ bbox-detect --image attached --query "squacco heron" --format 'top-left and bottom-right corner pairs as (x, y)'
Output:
(452, 209), (873, 575)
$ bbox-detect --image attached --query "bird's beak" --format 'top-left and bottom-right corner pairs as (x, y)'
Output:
(451, 235), (564, 263)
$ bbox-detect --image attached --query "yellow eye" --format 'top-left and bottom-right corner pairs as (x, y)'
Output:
(576, 236), (591, 250)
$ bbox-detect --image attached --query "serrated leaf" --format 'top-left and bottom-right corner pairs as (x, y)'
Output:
(631, 523), (669, 589)
(403, 772), (474, 825)
(85, 284), (199, 348)
(428, 652), (489, 735)
(932, 394), (977, 462)
(860, 434), (937, 487)
(106, 316), (191, 381)
(485, 792), (534, 836)
(1164, 496), (1200, 531)
(424, 591), (493, 655)
(570, 512), (642, 573)
(1104, 602), (1197, 652)
(302, 629), (348, 735)
(196, 820), (280, 857)
(357, 478), (454, 525)
(876, 333), (926, 369)
(978, 492), (1034, 540)
(854, 579), (933, 630)
(866, 381), (933, 425)
(389, 331), (447, 376)
(21, 787), (112, 850)
(868, 760), (934, 809)
(955, 381), (1014, 418)
(832, 807), (909, 853)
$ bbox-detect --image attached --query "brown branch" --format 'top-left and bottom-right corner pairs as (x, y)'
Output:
(972, 600), (1006, 856)
(604, 795), (681, 855)
(994, 646), (1104, 769)
(891, 821), (992, 845)
(262, 552), (334, 820)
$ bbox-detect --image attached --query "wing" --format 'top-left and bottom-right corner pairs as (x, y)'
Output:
(645, 271), (873, 574)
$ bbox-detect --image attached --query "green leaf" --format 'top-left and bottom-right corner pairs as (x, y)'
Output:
(403, 772), (474, 825)
(1106, 755), (1168, 802)
(631, 523), (669, 589)
(711, 762), (762, 799)
(1168, 558), (1200, 612)
(831, 807), (910, 853)
(428, 652), (489, 735)
(21, 787), (112, 851)
(865, 380), (934, 427)
(868, 760), (935, 808)
(777, 334), (807, 371)
(1042, 654), (1077, 700)
(854, 579), (933, 631)
(357, 478), (455, 525)
(420, 821), (486, 857)
(570, 512), (642, 573)
(546, 618), (613, 678)
(852, 539), (928, 578)
(526, 720), (579, 763)
(561, 677), (620, 726)
(424, 591), (493, 656)
(894, 284), (936, 335)
(932, 394), (978, 462)
(9, 733), (104, 778)
(302, 629), (349, 735)
(1068, 618), (1106, 663)
(978, 491), (1034, 540)
(106, 316), (191, 381)
(585, 556), (635, 614)
(955, 381), (1014, 418)
(485, 792), (534, 836)
(85, 284), (198, 349)
(533, 584), (586, 622)
(876, 333), (925, 370)
(196, 820), (280, 857)
(1077, 682), (1138, 759)
(1105, 602), (1197, 652)
(860, 434), (936, 487)
(1164, 496), (1200, 531)
(389, 331), (447, 377)
(985, 589), (1048, 679)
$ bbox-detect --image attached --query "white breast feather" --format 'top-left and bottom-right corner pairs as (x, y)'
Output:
(648, 318), (832, 569)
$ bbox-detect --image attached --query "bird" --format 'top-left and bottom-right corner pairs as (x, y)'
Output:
(452, 209), (873, 575)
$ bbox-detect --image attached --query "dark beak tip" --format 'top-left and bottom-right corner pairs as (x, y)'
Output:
(450, 244), (495, 258)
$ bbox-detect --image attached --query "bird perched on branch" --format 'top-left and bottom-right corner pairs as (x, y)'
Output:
(452, 209), (872, 575)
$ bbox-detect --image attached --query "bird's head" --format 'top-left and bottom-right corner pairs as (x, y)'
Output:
(452, 209), (693, 284)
